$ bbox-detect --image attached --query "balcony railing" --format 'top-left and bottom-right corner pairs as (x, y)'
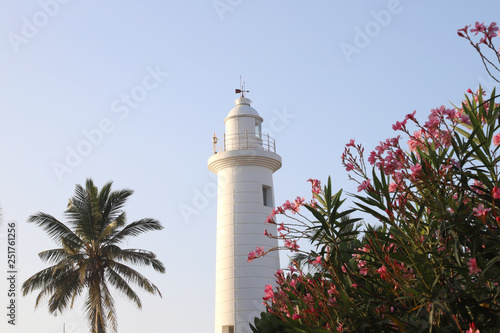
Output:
(212, 132), (276, 154)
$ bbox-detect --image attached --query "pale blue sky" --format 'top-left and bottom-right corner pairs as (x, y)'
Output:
(0, 1), (499, 332)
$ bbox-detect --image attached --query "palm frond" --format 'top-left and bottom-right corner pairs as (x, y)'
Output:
(28, 213), (82, 246)
(100, 280), (117, 333)
(22, 265), (63, 296)
(108, 261), (162, 297)
(102, 188), (133, 225)
(105, 267), (142, 308)
(66, 186), (97, 241)
(47, 268), (84, 314)
(107, 219), (163, 245)
(38, 248), (69, 263)
(109, 248), (165, 273)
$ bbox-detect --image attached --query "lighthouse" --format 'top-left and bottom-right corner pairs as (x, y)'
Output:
(208, 91), (281, 333)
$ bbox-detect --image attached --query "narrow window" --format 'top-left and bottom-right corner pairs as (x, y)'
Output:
(255, 119), (262, 139)
(222, 326), (234, 333)
(263, 185), (273, 207)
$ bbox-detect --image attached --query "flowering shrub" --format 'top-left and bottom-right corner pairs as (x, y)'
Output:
(458, 22), (500, 84)
(250, 23), (500, 333)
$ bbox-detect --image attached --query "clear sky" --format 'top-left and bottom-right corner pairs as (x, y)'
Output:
(0, 1), (499, 332)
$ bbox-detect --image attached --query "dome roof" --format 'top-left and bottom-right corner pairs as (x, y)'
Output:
(225, 97), (262, 121)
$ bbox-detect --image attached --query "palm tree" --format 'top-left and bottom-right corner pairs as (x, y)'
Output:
(22, 179), (165, 333)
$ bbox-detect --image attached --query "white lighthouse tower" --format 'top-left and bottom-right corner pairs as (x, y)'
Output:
(208, 90), (281, 333)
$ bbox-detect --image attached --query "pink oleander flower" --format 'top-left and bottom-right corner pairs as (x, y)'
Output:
(392, 120), (406, 131)
(443, 107), (456, 120)
(493, 186), (500, 199)
(408, 137), (421, 152)
(357, 179), (371, 192)
(467, 258), (481, 275)
(282, 200), (293, 211)
(471, 21), (485, 35)
(327, 285), (338, 300)
(357, 259), (368, 276)
(410, 163), (422, 177)
(388, 182), (398, 193)
(459, 112), (471, 125)
(292, 313), (303, 320)
(263, 284), (274, 301)
(266, 208), (279, 223)
(312, 256), (322, 265)
(487, 22), (499, 38)
(303, 293), (314, 306)
(346, 139), (355, 147)
(248, 246), (265, 262)
(473, 203), (491, 218)
(405, 110), (417, 121)
(465, 322), (479, 333)
(472, 180), (486, 195)
(294, 196), (305, 207)
(493, 133), (500, 146)
(377, 265), (390, 281)
(284, 239), (300, 252)
(368, 151), (377, 165)
(457, 25), (470, 37)
(307, 178), (321, 194)
(345, 163), (354, 171)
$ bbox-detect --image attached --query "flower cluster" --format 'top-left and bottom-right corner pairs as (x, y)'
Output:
(458, 22), (499, 45)
(458, 21), (500, 85)
(247, 246), (265, 262)
(260, 263), (345, 332)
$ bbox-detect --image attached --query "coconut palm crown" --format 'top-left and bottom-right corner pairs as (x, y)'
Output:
(22, 179), (165, 333)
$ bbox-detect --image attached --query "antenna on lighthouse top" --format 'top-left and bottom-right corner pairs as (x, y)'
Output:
(235, 75), (249, 97)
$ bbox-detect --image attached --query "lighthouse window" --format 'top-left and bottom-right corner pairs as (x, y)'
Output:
(263, 185), (273, 207)
(222, 326), (234, 333)
(255, 119), (262, 139)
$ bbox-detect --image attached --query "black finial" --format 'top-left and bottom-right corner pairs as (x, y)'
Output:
(235, 75), (249, 97)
